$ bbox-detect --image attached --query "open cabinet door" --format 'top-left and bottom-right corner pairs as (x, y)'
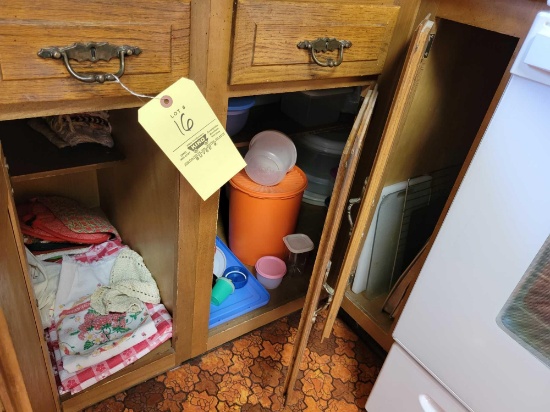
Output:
(320, 16), (436, 341)
(0, 309), (32, 412)
(282, 84), (379, 402)
(0, 145), (59, 411)
(282, 15), (436, 404)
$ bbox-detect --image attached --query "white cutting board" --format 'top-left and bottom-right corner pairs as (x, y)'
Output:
(351, 176), (431, 297)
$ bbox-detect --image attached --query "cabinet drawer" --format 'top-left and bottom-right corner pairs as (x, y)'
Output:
(366, 345), (470, 412)
(0, 1), (190, 106)
(230, 0), (399, 85)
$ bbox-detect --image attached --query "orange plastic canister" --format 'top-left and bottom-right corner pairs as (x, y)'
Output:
(229, 166), (308, 266)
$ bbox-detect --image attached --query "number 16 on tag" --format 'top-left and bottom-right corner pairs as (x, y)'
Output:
(138, 77), (246, 201)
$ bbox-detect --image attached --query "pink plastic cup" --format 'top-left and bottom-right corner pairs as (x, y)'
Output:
(255, 256), (287, 289)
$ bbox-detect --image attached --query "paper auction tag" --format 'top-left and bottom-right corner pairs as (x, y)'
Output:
(138, 78), (246, 200)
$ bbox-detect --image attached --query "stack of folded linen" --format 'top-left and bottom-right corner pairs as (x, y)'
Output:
(45, 241), (172, 395)
(18, 196), (119, 254)
(23, 210), (173, 395)
(46, 302), (172, 394)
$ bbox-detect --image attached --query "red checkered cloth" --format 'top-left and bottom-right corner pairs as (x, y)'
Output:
(46, 303), (172, 395)
(71, 239), (126, 264)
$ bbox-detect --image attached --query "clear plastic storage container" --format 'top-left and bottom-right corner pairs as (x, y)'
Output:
(294, 129), (347, 203)
(280, 87), (353, 127)
(283, 234), (314, 277)
(255, 256), (287, 289)
(244, 130), (297, 186)
(226, 96), (255, 136)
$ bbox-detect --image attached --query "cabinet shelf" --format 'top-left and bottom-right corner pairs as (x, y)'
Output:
(230, 101), (356, 148)
(211, 197), (329, 349)
(342, 287), (394, 351)
(207, 274), (310, 349)
(59, 340), (174, 412)
(0, 119), (124, 182)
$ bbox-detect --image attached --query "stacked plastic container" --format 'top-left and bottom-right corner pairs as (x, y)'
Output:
(294, 129), (347, 205)
(244, 130), (297, 186)
(229, 164), (307, 265)
(228, 130), (310, 290)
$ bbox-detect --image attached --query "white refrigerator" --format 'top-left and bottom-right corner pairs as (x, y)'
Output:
(367, 11), (550, 412)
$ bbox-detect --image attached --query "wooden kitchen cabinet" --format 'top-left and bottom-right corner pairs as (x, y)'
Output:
(0, 0), (190, 121)
(0, 1), (201, 411)
(230, 0), (399, 85)
(0, 109), (184, 412)
(2, 0), (546, 410)
(205, 0), (417, 356)
(0, 0), (391, 409)
(281, 0), (549, 402)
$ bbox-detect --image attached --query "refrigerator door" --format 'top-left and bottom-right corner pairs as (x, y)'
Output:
(393, 30), (550, 412)
(366, 344), (469, 412)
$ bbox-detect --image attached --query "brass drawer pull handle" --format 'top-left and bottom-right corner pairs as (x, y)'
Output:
(297, 37), (352, 67)
(38, 42), (142, 83)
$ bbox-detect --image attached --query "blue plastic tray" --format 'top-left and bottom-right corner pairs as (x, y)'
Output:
(209, 237), (270, 328)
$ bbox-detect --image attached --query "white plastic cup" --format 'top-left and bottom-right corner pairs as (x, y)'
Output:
(245, 130), (297, 186)
(255, 256), (287, 289)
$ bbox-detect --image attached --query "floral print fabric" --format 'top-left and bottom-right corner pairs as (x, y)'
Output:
(72, 309), (135, 352)
(47, 303), (172, 395)
(55, 296), (157, 373)
(18, 197), (119, 245)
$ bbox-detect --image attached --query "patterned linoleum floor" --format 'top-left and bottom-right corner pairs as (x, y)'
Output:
(86, 311), (384, 411)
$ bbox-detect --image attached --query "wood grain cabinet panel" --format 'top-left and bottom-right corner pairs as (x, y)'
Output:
(0, 0), (190, 107)
(230, 0), (399, 85)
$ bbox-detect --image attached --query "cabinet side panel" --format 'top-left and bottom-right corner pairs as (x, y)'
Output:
(385, 19), (518, 184)
(12, 171), (100, 208)
(0, 149), (59, 411)
(436, 0), (542, 37)
(97, 109), (179, 316)
(0, 309), (33, 411)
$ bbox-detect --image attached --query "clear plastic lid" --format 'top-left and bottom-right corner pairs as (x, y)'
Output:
(298, 130), (348, 155)
(283, 233), (314, 254)
(244, 151), (287, 186)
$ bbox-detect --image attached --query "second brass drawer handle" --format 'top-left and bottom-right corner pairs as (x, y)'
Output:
(38, 42), (142, 84)
(297, 37), (352, 67)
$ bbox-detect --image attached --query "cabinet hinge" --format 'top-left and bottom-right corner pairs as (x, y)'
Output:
(424, 33), (436, 58)
(313, 260), (334, 322)
(348, 268), (356, 285)
(347, 197), (361, 235)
